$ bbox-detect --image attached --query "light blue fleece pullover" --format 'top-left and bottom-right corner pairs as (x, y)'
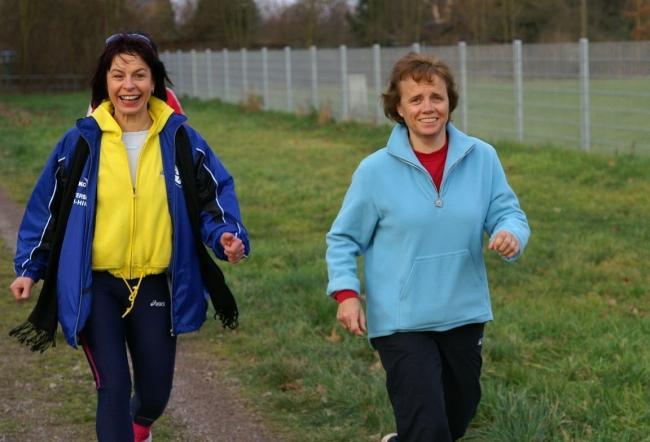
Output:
(326, 123), (530, 339)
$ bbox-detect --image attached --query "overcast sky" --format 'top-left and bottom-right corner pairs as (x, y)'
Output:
(171, 0), (358, 22)
(172, 0), (357, 10)
(257, 0), (357, 5)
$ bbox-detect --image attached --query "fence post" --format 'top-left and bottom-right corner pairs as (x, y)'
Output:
(373, 43), (382, 124)
(262, 47), (269, 110)
(458, 41), (468, 132)
(579, 38), (591, 151)
(242, 48), (248, 101)
(340, 44), (349, 120)
(310, 45), (319, 111)
(191, 49), (198, 97)
(223, 48), (230, 102)
(412, 42), (421, 53)
(513, 39), (524, 142)
(205, 49), (213, 99)
(285, 46), (293, 112)
(175, 50), (183, 96)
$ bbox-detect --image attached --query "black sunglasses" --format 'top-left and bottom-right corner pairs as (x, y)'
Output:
(105, 33), (152, 47)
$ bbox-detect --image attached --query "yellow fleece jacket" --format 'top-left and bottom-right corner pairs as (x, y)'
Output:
(91, 97), (174, 279)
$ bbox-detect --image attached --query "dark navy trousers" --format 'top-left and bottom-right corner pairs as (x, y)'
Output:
(81, 271), (176, 442)
(372, 324), (484, 442)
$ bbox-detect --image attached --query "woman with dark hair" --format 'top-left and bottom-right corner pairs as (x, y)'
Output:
(10, 33), (249, 441)
(86, 32), (184, 116)
(326, 52), (530, 441)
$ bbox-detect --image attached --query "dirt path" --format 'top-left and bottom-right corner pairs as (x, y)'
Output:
(0, 188), (23, 249)
(0, 187), (278, 442)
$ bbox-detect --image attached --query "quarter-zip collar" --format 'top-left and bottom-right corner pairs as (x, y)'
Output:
(387, 122), (476, 177)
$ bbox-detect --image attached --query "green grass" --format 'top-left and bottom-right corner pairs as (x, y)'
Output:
(1, 92), (649, 441)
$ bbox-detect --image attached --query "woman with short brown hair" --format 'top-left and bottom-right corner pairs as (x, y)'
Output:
(326, 52), (530, 441)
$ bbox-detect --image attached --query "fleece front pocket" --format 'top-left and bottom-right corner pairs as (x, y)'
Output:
(398, 249), (486, 329)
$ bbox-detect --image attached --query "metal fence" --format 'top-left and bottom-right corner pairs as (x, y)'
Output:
(161, 39), (650, 154)
(0, 73), (84, 92)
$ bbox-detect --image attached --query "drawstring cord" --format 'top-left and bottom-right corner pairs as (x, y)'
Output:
(121, 274), (145, 318)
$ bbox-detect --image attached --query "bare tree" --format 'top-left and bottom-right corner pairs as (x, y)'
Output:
(131, 0), (178, 46)
(260, 0), (352, 48)
(18, 0), (34, 73)
(0, 0), (642, 81)
(350, 0), (427, 46)
(182, 0), (260, 48)
(399, 0), (428, 44)
(0, 0), (176, 77)
(624, 0), (650, 39)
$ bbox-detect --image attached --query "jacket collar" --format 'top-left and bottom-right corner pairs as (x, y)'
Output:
(90, 96), (175, 135)
(386, 122), (476, 172)
(75, 97), (187, 151)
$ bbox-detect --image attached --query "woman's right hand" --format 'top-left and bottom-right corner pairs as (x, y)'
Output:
(10, 277), (35, 301)
(336, 297), (366, 336)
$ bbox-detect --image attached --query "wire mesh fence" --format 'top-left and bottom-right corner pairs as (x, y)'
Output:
(0, 73), (84, 92)
(161, 39), (650, 154)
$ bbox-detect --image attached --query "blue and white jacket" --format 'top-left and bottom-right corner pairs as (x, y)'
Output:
(14, 112), (250, 347)
(326, 123), (530, 339)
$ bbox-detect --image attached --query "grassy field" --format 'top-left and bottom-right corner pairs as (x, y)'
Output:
(0, 92), (649, 441)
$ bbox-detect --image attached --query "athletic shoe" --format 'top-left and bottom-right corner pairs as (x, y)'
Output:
(381, 433), (398, 442)
(133, 422), (152, 442)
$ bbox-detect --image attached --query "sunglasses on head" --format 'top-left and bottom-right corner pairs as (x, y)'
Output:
(105, 33), (152, 47)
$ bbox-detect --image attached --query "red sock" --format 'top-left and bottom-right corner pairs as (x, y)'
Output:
(133, 422), (151, 442)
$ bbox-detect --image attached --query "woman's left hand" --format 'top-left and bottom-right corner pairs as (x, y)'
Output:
(220, 232), (245, 263)
(488, 231), (520, 258)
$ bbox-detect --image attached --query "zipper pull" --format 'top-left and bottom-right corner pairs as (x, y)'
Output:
(434, 198), (443, 208)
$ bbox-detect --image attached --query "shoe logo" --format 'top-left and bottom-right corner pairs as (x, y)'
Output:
(150, 300), (166, 307)
(477, 338), (483, 346)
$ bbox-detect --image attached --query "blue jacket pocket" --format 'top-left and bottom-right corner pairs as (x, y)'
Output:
(398, 249), (487, 329)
